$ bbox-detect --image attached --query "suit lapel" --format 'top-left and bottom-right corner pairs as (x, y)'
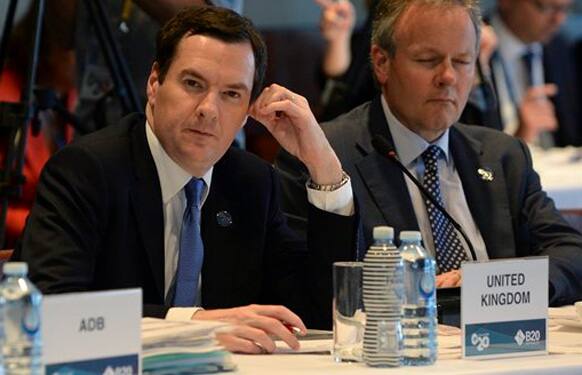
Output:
(355, 98), (419, 233)
(128, 118), (165, 299)
(450, 126), (515, 258)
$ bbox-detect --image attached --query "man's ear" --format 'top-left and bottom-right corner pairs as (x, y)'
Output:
(371, 44), (391, 85)
(146, 62), (161, 106)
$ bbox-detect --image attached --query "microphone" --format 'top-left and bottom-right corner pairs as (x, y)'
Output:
(371, 135), (477, 262)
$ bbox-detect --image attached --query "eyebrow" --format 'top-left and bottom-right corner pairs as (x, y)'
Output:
(180, 68), (250, 92)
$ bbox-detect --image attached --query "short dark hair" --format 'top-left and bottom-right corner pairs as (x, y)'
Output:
(155, 6), (267, 102)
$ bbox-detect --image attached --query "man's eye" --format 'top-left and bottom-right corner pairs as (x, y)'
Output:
(417, 58), (437, 65)
(185, 79), (201, 88)
(224, 91), (241, 99)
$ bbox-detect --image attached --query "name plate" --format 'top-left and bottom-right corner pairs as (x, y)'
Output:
(461, 257), (548, 359)
(42, 289), (142, 374)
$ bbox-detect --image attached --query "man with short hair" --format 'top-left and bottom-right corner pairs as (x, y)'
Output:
(488, 0), (581, 146)
(277, 0), (582, 303)
(15, 6), (356, 354)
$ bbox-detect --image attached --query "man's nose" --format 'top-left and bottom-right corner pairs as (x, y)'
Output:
(435, 60), (457, 87)
(196, 92), (219, 121)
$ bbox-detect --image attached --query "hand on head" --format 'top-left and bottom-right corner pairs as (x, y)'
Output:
(250, 84), (344, 185)
(192, 304), (307, 354)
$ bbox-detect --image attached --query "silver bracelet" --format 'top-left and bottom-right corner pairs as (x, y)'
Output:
(307, 170), (350, 192)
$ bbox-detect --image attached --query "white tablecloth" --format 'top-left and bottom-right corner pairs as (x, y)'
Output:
(532, 147), (582, 210)
(232, 317), (582, 374)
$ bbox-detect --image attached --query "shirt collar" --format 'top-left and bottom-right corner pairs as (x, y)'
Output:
(380, 95), (451, 167)
(491, 13), (543, 62)
(145, 121), (212, 205)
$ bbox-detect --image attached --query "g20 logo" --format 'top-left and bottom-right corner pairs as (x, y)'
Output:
(471, 332), (490, 351)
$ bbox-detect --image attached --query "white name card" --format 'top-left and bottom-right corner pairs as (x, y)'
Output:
(461, 257), (548, 359)
(42, 289), (142, 374)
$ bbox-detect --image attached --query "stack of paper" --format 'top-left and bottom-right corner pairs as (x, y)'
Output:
(142, 318), (236, 374)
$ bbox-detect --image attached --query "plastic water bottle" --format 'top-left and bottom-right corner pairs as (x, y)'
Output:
(0, 262), (43, 374)
(362, 226), (403, 367)
(399, 231), (437, 366)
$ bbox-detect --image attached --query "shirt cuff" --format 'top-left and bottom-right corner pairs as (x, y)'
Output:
(165, 307), (203, 321)
(306, 179), (354, 216)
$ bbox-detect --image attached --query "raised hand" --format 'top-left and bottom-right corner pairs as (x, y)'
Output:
(518, 84), (558, 143)
(250, 84), (343, 185)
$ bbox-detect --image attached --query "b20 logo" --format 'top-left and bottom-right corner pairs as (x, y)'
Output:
(515, 329), (541, 346)
(471, 332), (490, 351)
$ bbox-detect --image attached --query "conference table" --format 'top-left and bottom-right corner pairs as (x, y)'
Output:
(533, 146), (582, 211)
(232, 309), (582, 374)
(230, 150), (582, 373)
(532, 146), (582, 232)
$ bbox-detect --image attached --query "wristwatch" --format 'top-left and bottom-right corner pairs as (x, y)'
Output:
(307, 170), (350, 192)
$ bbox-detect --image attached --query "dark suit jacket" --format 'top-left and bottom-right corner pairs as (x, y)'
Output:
(487, 33), (582, 147)
(14, 113), (356, 329)
(277, 97), (582, 306)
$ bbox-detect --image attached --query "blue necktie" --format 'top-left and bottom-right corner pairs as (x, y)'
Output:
(173, 178), (205, 307)
(522, 47), (535, 88)
(421, 145), (467, 273)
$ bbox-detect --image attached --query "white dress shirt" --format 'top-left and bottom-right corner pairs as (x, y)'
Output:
(381, 97), (489, 263)
(145, 121), (354, 320)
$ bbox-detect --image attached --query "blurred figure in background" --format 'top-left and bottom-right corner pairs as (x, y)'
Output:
(459, 23), (502, 128)
(488, 0), (582, 146)
(316, 0), (378, 121)
(0, 0), (78, 247)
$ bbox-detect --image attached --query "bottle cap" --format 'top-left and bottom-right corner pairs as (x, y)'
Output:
(400, 231), (422, 242)
(373, 226), (394, 240)
(3, 262), (28, 276)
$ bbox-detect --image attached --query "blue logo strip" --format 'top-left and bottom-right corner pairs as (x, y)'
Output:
(465, 319), (546, 357)
(46, 354), (139, 375)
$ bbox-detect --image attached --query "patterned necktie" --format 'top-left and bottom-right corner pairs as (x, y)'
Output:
(421, 145), (467, 273)
(173, 178), (205, 307)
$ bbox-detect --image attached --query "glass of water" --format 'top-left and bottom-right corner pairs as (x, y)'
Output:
(333, 261), (365, 362)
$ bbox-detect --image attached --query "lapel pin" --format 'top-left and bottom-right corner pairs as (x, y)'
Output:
(477, 167), (494, 182)
(216, 210), (233, 227)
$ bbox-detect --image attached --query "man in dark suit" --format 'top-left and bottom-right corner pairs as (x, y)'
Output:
(487, 0), (581, 147)
(15, 7), (357, 353)
(277, 0), (582, 304)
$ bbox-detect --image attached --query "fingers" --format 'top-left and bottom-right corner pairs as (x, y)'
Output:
(519, 88), (558, 135)
(215, 325), (277, 354)
(245, 315), (301, 350)
(250, 84), (306, 126)
(250, 304), (308, 335)
(314, 0), (333, 9)
(436, 270), (462, 288)
(193, 304), (307, 354)
(525, 84), (559, 100)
